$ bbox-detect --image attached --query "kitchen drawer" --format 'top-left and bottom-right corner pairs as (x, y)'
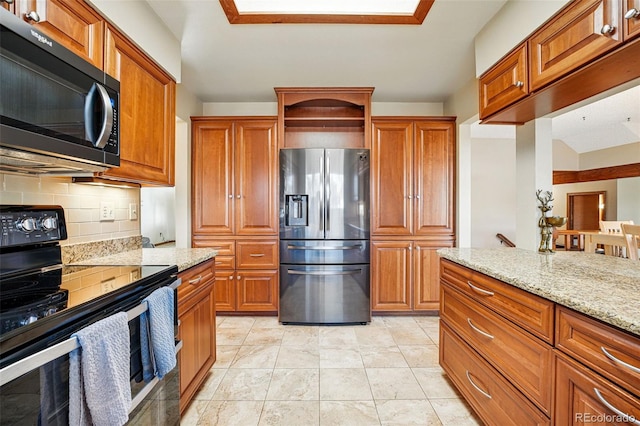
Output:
(192, 238), (235, 256)
(556, 306), (640, 397)
(555, 352), (640, 425)
(177, 258), (215, 303)
(214, 256), (235, 270)
(441, 284), (554, 414)
(440, 259), (554, 343)
(237, 240), (278, 269)
(440, 321), (551, 426)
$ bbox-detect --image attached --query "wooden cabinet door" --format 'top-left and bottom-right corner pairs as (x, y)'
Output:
(479, 44), (528, 120)
(234, 120), (278, 235)
(192, 121), (234, 235)
(236, 270), (278, 312)
(178, 282), (216, 413)
(413, 242), (450, 311)
(624, 0), (640, 40)
(103, 26), (175, 185)
(555, 354), (640, 425)
(414, 121), (455, 236)
(214, 270), (236, 312)
(15, 0), (103, 68)
(371, 241), (412, 311)
(529, 0), (622, 91)
(371, 121), (413, 236)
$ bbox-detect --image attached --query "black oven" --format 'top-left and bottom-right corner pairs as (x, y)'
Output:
(0, 7), (119, 173)
(0, 206), (180, 425)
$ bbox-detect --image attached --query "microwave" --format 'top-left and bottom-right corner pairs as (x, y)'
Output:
(0, 8), (119, 175)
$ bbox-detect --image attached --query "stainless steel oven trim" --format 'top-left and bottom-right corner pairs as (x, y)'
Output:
(0, 278), (182, 387)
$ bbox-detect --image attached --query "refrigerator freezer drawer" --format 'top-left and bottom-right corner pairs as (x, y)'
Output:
(279, 265), (370, 324)
(280, 240), (369, 265)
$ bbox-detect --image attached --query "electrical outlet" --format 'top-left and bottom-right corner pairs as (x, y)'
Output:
(129, 203), (138, 220)
(100, 201), (115, 221)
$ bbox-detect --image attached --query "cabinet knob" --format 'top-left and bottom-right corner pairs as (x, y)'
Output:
(514, 81), (524, 88)
(229, 194), (233, 199)
(407, 195), (413, 199)
(237, 195), (241, 199)
(600, 24), (615, 35)
(237, 275), (241, 280)
(415, 195), (420, 200)
(229, 275), (234, 280)
(625, 8), (640, 19)
(25, 10), (40, 22)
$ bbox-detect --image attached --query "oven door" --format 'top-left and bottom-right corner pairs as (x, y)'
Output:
(0, 280), (182, 425)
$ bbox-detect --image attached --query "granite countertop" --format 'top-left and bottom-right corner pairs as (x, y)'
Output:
(72, 248), (218, 272)
(438, 247), (640, 337)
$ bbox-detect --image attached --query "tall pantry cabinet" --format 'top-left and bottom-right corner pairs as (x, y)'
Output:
(191, 117), (279, 314)
(371, 118), (456, 312)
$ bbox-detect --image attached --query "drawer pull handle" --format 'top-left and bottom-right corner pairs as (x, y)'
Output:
(466, 371), (492, 399)
(601, 347), (640, 374)
(249, 253), (265, 257)
(467, 281), (494, 296)
(467, 318), (494, 340)
(188, 275), (203, 285)
(593, 388), (640, 425)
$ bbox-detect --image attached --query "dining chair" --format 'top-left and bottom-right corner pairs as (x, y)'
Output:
(599, 220), (634, 257)
(621, 223), (640, 261)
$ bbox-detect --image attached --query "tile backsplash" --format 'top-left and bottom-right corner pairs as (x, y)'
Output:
(0, 173), (141, 245)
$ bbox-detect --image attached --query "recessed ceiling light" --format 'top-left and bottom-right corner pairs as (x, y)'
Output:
(219, 0), (434, 24)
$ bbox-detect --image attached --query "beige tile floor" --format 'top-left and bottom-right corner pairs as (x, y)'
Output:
(181, 315), (482, 426)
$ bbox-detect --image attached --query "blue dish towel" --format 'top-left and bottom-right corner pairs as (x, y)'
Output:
(140, 286), (176, 382)
(68, 312), (131, 426)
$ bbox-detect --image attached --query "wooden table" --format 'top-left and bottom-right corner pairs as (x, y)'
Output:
(555, 229), (592, 251)
(579, 231), (637, 256)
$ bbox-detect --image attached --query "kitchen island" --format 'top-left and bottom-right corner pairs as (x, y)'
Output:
(437, 248), (640, 426)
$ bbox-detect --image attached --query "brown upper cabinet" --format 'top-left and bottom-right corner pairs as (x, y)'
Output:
(480, 0), (640, 124)
(479, 44), (528, 120)
(7, 0), (177, 186)
(13, 0), (104, 69)
(625, 0), (640, 39)
(276, 87), (373, 149)
(529, 0), (622, 91)
(101, 26), (176, 186)
(191, 118), (278, 236)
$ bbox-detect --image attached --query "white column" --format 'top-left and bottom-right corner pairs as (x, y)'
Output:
(175, 118), (190, 248)
(515, 118), (553, 251)
(457, 123), (472, 248)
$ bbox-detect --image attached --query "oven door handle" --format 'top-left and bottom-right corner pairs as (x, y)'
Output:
(0, 300), (151, 387)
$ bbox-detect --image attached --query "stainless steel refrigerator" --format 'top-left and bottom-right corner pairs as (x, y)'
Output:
(279, 148), (370, 324)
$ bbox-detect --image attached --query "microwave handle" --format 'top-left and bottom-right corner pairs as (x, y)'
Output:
(84, 82), (114, 149)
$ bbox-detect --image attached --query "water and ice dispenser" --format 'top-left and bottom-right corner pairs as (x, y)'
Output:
(285, 194), (308, 226)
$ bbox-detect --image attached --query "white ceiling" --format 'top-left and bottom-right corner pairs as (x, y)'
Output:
(146, 0), (640, 154)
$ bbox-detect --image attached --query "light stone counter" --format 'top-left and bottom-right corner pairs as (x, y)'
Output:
(438, 248), (640, 337)
(72, 248), (218, 272)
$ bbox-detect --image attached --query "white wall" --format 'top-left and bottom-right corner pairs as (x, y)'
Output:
(580, 142), (640, 169)
(202, 102), (445, 117)
(618, 177), (640, 224)
(552, 180), (618, 226)
(553, 140), (580, 170)
(470, 138), (517, 247)
(140, 186), (176, 244)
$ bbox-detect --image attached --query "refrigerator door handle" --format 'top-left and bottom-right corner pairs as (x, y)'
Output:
(319, 155), (324, 232)
(287, 270), (362, 276)
(286, 244), (363, 250)
(325, 154), (330, 232)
